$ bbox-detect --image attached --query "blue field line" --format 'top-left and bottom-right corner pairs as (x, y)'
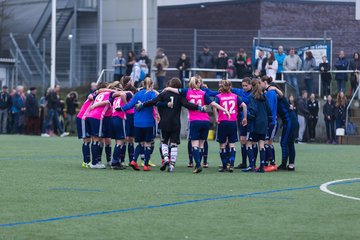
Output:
(1, 180), (359, 228)
(51, 188), (105, 192)
(0, 156), (80, 161)
(178, 193), (294, 200)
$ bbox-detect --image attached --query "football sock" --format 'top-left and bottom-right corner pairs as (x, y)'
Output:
(225, 143), (230, 162)
(203, 141), (208, 164)
(241, 144), (247, 165)
(264, 144), (270, 166)
(112, 144), (120, 164)
(229, 147), (236, 166)
(140, 145), (145, 161)
(98, 143), (103, 162)
(161, 144), (169, 162)
(260, 148), (266, 170)
(120, 144), (126, 163)
(82, 142), (90, 164)
(247, 146), (254, 168)
(133, 144), (142, 163)
(128, 143), (134, 163)
(144, 146), (151, 166)
(199, 148), (204, 164)
(270, 145), (276, 165)
(105, 144), (111, 162)
(91, 141), (98, 165)
(150, 143), (155, 155)
(170, 145), (177, 164)
(188, 140), (193, 163)
(159, 143), (164, 160)
(192, 147), (200, 167)
(220, 148), (227, 167)
(253, 144), (258, 166)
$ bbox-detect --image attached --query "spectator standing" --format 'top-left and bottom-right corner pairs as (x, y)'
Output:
(319, 56), (331, 99)
(197, 44), (215, 79)
(288, 94), (298, 116)
(25, 87), (39, 135)
(307, 93), (319, 142)
(226, 59), (236, 79)
(65, 91), (78, 134)
(125, 51), (136, 76)
(243, 58), (253, 78)
(176, 53), (191, 88)
(41, 84), (69, 137)
(275, 45), (286, 80)
(112, 50), (126, 81)
(87, 82), (97, 99)
(254, 50), (267, 77)
(303, 51), (317, 95)
(215, 50), (228, 79)
(349, 52), (360, 97)
(265, 52), (278, 80)
(284, 48), (302, 97)
(138, 49), (151, 77)
(153, 48), (169, 90)
(297, 90), (309, 143)
(0, 85), (12, 134)
(323, 95), (336, 144)
(334, 51), (349, 93)
(234, 48), (247, 79)
(12, 86), (26, 134)
(335, 90), (347, 129)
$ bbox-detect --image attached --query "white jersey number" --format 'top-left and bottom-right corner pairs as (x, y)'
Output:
(222, 100), (236, 114)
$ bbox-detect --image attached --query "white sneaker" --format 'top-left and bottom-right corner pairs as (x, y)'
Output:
(60, 132), (69, 137)
(89, 163), (98, 169)
(41, 133), (50, 137)
(97, 162), (106, 169)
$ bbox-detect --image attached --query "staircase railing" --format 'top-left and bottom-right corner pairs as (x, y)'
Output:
(31, 1), (52, 43)
(346, 80), (360, 130)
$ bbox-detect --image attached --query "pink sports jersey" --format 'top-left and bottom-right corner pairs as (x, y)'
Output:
(125, 96), (135, 114)
(216, 92), (239, 122)
(186, 89), (209, 122)
(153, 107), (156, 120)
(77, 99), (93, 120)
(86, 91), (111, 120)
(111, 97), (126, 119)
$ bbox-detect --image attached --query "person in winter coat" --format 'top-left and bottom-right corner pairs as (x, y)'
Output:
(234, 48), (247, 79)
(0, 85), (12, 134)
(307, 93), (319, 142)
(254, 50), (267, 77)
(137, 49), (151, 78)
(197, 44), (215, 79)
(12, 85), (26, 134)
(297, 90), (310, 143)
(303, 51), (317, 95)
(226, 59), (237, 79)
(319, 56), (332, 99)
(65, 91), (78, 133)
(215, 50), (229, 79)
(153, 48), (169, 90)
(243, 58), (254, 78)
(349, 52), (360, 97)
(335, 91), (347, 129)
(25, 87), (39, 135)
(176, 53), (191, 88)
(323, 95), (336, 144)
(334, 51), (349, 93)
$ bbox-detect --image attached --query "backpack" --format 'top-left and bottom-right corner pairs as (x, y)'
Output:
(346, 122), (357, 135)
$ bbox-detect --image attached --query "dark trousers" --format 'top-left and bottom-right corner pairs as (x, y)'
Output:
(13, 112), (24, 134)
(322, 79), (331, 97)
(157, 76), (165, 90)
(281, 119), (298, 165)
(42, 109), (64, 134)
(325, 119), (335, 141)
(307, 118), (317, 139)
(26, 116), (40, 135)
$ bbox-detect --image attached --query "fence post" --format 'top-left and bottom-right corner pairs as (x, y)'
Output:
(131, 28), (135, 52)
(42, 38), (46, 92)
(318, 72), (321, 97)
(15, 49), (18, 87)
(257, 29), (261, 45)
(193, 29), (197, 69)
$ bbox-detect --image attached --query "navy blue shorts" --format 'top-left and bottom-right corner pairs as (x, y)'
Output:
(265, 121), (278, 140)
(135, 126), (154, 143)
(87, 117), (102, 137)
(125, 113), (134, 137)
(247, 132), (266, 142)
(216, 121), (238, 144)
(111, 116), (126, 140)
(189, 121), (210, 141)
(102, 116), (112, 138)
(239, 124), (248, 137)
(76, 117), (90, 139)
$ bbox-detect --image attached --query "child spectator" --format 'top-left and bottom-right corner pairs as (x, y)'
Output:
(65, 91), (79, 133)
(226, 59), (236, 79)
(243, 58), (253, 78)
(323, 95), (336, 144)
(335, 91), (347, 129)
(307, 93), (319, 142)
(297, 90), (309, 143)
(319, 56), (331, 100)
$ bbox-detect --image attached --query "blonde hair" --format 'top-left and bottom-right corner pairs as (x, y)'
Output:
(188, 76), (201, 90)
(251, 79), (262, 100)
(336, 91), (347, 107)
(219, 79), (232, 93)
(143, 77), (153, 93)
(107, 81), (120, 90)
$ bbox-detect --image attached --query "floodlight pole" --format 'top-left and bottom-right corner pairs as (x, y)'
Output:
(50, 0), (56, 89)
(142, 0), (147, 50)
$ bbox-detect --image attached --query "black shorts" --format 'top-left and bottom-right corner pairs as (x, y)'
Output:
(161, 129), (180, 145)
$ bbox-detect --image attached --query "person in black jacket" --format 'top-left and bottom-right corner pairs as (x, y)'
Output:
(234, 48), (247, 79)
(323, 95), (336, 144)
(41, 84), (69, 137)
(25, 87), (39, 135)
(297, 90), (310, 143)
(65, 91), (79, 133)
(319, 56), (331, 99)
(307, 93), (319, 142)
(254, 50), (267, 77)
(335, 90), (347, 129)
(0, 85), (12, 134)
(176, 53), (191, 88)
(197, 44), (215, 79)
(136, 77), (203, 172)
(215, 50), (229, 79)
(349, 52), (359, 97)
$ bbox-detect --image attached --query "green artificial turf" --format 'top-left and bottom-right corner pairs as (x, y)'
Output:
(0, 135), (360, 240)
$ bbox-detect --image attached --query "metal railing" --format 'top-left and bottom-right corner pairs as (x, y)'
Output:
(346, 84), (360, 130)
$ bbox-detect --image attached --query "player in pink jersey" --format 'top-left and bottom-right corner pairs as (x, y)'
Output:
(213, 79), (247, 172)
(165, 76), (230, 173)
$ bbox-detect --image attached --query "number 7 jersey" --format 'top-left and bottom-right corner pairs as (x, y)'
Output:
(215, 92), (243, 122)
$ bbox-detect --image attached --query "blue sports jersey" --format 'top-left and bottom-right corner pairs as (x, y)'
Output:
(232, 88), (252, 120)
(201, 88), (219, 97)
(121, 89), (157, 128)
(265, 90), (277, 125)
(277, 96), (297, 122)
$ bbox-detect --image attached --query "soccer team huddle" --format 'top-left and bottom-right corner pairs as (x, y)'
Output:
(76, 74), (298, 173)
